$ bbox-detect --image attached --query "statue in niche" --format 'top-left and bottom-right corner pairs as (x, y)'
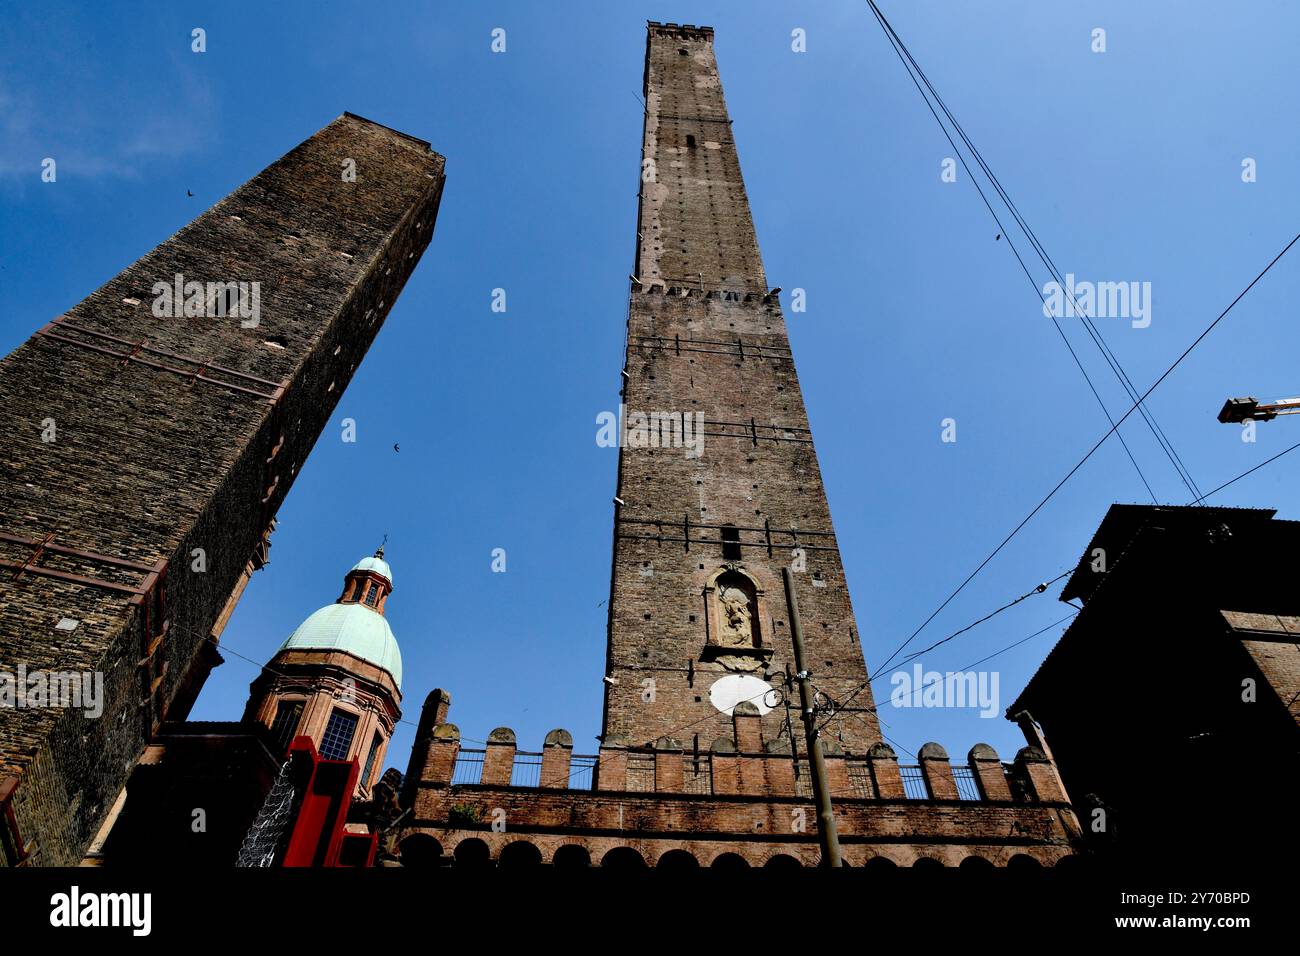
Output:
(715, 571), (758, 650)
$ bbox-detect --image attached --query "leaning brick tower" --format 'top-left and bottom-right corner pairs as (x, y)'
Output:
(601, 23), (882, 756)
(0, 114), (445, 866)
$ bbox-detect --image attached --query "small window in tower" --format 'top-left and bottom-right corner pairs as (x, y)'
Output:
(365, 583), (379, 606)
(269, 700), (304, 754)
(720, 524), (741, 560)
(320, 708), (359, 761)
(686, 134), (696, 148)
(361, 732), (383, 788)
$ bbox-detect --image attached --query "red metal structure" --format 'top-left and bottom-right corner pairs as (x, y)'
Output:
(280, 736), (376, 868)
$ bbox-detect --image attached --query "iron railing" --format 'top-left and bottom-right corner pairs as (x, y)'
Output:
(846, 759), (874, 798)
(569, 754), (598, 790)
(510, 751), (543, 788)
(448, 746), (1003, 802)
(951, 766), (981, 801)
(899, 764), (929, 800)
(451, 748), (485, 786)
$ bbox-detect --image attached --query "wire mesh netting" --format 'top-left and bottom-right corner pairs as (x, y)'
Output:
(235, 760), (299, 867)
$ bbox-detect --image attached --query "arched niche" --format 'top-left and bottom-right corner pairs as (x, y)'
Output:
(701, 566), (773, 668)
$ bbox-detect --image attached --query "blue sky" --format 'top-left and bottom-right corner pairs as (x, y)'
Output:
(3, 1), (1298, 775)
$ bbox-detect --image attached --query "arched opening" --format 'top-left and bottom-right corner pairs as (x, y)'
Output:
(657, 849), (700, 869)
(552, 844), (591, 868)
(912, 857), (944, 869)
(958, 855), (995, 870)
(1054, 854), (1084, 871)
(863, 856), (898, 870)
(601, 846), (647, 869)
(453, 838), (491, 869)
(498, 841), (542, 868)
(397, 833), (442, 868)
(763, 854), (802, 869)
(1007, 854), (1042, 871)
(710, 852), (750, 869)
(711, 569), (760, 650)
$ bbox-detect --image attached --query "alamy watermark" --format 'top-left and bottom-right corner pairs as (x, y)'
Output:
(889, 663), (1000, 718)
(1042, 273), (1151, 329)
(597, 404), (705, 458)
(0, 665), (103, 718)
(50, 886), (150, 936)
(151, 273), (261, 327)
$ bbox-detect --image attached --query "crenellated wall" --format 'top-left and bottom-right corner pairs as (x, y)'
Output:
(396, 690), (1080, 868)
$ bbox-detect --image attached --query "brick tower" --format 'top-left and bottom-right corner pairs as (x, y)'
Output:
(602, 22), (881, 756)
(399, 24), (1079, 869)
(0, 114), (445, 866)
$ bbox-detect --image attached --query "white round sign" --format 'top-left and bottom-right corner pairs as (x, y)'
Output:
(708, 674), (776, 715)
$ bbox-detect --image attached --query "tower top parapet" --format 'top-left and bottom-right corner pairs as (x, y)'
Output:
(647, 20), (714, 40)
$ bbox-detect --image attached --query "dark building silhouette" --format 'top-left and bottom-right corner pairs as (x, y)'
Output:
(1010, 504), (1300, 861)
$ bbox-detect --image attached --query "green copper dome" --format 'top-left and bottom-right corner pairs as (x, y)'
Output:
(279, 549), (401, 687)
(280, 603), (402, 688)
(282, 541), (403, 691)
